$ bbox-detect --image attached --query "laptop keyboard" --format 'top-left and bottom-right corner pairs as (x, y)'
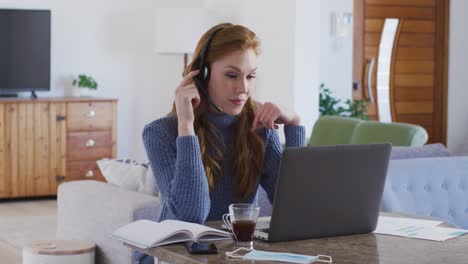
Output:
(254, 217), (271, 239)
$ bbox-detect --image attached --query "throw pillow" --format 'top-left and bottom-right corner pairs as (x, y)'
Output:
(390, 143), (451, 160)
(97, 159), (159, 196)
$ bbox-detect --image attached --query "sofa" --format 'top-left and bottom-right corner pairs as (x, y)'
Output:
(57, 144), (462, 264)
(308, 116), (429, 147)
(57, 181), (161, 264)
(382, 156), (468, 229)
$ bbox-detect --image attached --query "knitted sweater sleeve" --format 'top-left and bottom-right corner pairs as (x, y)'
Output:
(142, 120), (210, 223)
(260, 125), (306, 203)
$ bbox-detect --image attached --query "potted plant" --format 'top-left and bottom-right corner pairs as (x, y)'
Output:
(72, 74), (98, 97)
(319, 83), (369, 120)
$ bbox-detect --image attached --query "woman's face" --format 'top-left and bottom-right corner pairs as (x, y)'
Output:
(208, 49), (257, 116)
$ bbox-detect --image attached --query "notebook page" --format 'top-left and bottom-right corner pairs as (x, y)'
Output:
(111, 220), (191, 248)
(163, 220), (230, 241)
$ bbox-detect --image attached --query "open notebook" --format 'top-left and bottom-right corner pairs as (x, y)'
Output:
(111, 219), (231, 249)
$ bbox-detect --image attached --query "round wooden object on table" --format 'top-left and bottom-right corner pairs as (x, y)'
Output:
(22, 240), (95, 264)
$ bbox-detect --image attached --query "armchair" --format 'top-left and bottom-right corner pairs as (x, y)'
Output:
(308, 116), (428, 147)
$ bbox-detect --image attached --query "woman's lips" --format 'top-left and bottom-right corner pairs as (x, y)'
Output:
(229, 99), (245, 105)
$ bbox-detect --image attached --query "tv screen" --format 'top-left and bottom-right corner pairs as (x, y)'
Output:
(0, 9), (51, 95)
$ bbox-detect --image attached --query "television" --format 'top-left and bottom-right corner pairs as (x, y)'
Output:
(0, 9), (51, 98)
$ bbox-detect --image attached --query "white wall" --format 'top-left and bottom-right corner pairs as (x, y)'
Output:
(295, 0), (321, 137)
(319, 0), (353, 101)
(447, 0), (468, 155)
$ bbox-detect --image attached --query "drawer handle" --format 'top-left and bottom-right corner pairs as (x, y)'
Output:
(85, 139), (95, 147)
(86, 110), (96, 118)
(85, 170), (94, 177)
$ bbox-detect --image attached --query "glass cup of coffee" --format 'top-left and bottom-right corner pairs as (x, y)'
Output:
(222, 203), (260, 249)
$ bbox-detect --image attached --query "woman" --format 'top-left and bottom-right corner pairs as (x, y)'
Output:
(143, 22), (305, 225)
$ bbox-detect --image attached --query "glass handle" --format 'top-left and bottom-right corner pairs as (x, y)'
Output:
(85, 170), (94, 177)
(85, 139), (95, 147)
(367, 57), (376, 104)
(376, 18), (399, 122)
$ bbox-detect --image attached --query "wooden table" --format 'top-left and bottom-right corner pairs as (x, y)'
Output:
(125, 214), (468, 263)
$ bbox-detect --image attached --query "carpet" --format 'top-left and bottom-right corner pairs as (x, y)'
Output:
(0, 215), (56, 250)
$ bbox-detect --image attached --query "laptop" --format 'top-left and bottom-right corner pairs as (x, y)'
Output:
(254, 143), (391, 242)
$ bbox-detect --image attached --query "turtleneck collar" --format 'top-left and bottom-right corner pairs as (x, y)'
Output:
(205, 111), (238, 129)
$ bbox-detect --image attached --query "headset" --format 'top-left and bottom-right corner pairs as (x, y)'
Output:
(193, 26), (225, 112)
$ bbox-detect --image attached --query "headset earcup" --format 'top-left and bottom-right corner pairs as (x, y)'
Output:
(200, 65), (209, 81)
(205, 65), (211, 81)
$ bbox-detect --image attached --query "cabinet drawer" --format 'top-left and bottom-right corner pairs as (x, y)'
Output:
(67, 102), (113, 131)
(67, 131), (113, 160)
(66, 160), (105, 181)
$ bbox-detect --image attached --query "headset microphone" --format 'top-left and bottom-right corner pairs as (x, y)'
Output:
(193, 78), (222, 112)
(194, 26), (225, 113)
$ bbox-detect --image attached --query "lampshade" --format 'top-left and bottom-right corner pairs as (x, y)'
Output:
(155, 8), (212, 55)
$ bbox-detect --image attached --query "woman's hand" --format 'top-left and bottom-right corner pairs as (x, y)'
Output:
(175, 70), (200, 136)
(251, 102), (301, 131)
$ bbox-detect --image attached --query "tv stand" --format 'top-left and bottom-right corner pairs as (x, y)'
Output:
(30, 91), (38, 99)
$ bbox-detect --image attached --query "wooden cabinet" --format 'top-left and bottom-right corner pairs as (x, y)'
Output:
(0, 97), (117, 198)
(65, 101), (117, 182)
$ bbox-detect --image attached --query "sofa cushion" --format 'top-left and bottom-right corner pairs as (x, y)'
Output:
(97, 158), (159, 197)
(390, 143), (451, 160)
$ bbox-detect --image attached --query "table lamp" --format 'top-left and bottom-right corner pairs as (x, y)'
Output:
(155, 8), (212, 72)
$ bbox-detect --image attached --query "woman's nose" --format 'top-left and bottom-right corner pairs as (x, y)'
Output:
(236, 79), (248, 94)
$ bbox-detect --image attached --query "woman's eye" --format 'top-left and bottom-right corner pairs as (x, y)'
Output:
(247, 75), (256, 79)
(226, 73), (237, 79)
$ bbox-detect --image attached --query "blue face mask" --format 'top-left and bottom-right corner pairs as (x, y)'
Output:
(226, 248), (332, 264)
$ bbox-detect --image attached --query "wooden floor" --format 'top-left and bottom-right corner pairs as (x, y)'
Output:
(0, 198), (57, 264)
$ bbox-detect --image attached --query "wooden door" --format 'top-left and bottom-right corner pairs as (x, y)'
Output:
(1, 102), (66, 198)
(353, 0), (449, 144)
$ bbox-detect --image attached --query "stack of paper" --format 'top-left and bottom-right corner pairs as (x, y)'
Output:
(374, 216), (468, 241)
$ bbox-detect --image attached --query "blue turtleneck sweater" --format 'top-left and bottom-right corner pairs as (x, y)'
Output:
(142, 112), (305, 224)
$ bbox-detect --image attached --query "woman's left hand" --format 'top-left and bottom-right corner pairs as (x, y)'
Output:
(251, 102), (301, 131)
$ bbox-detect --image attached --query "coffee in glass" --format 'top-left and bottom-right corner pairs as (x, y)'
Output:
(222, 203), (260, 249)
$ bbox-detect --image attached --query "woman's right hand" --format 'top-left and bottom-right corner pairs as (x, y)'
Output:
(175, 70), (200, 136)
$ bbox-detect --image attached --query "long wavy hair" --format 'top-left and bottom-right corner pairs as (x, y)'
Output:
(171, 23), (265, 201)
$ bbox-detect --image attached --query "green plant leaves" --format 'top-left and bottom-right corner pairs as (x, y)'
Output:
(319, 83), (369, 120)
(72, 74), (98, 90)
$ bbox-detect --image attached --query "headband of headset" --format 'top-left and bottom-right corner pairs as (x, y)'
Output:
(198, 26), (225, 81)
